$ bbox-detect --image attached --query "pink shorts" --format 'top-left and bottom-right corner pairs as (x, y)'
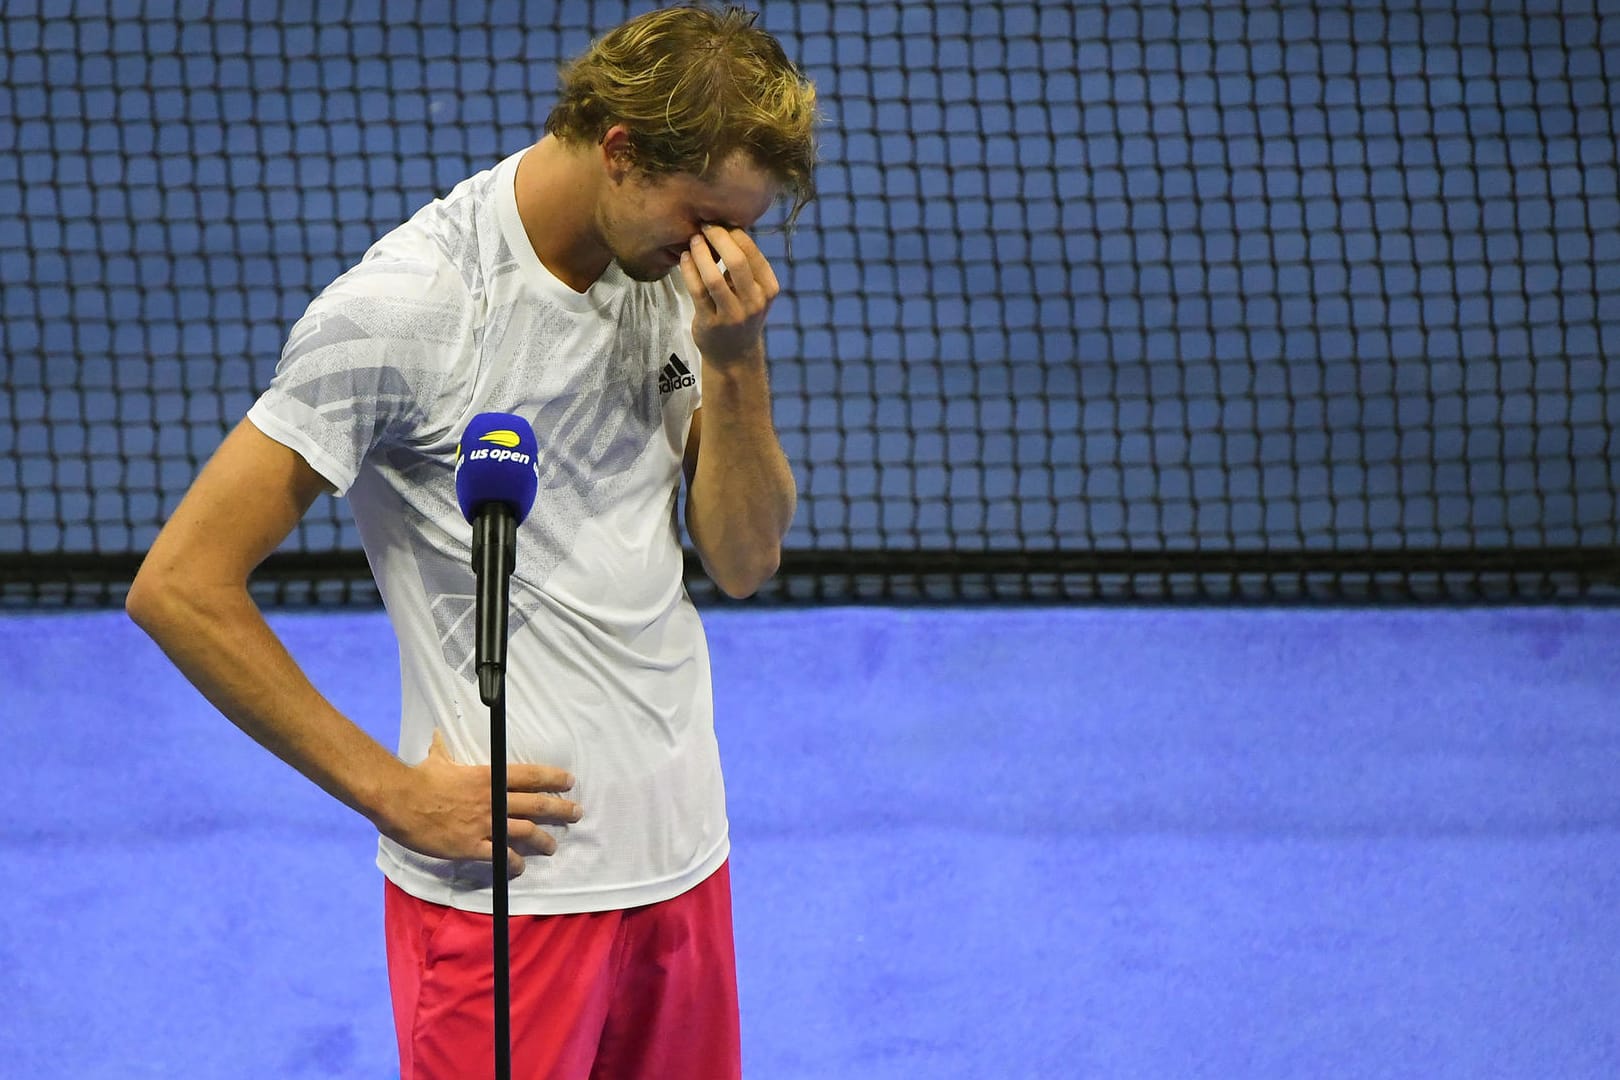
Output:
(384, 862), (741, 1080)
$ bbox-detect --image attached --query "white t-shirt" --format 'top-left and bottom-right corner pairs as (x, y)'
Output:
(247, 148), (727, 915)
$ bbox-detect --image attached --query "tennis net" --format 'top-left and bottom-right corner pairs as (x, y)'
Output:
(3, 1), (1617, 605)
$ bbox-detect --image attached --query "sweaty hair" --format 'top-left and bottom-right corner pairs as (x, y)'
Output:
(545, 4), (819, 227)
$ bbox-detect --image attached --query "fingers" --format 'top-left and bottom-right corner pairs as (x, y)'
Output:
(715, 224), (780, 296)
(683, 225), (779, 316)
(479, 819), (567, 880)
(698, 225), (756, 298)
(507, 791), (582, 826)
(507, 762), (575, 793)
(402, 733), (582, 878)
(435, 734), (573, 792)
(498, 775), (579, 864)
(506, 818), (560, 857)
(474, 818), (562, 882)
(479, 840), (526, 879)
(682, 237), (733, 316)
(678, 244), (709, 308)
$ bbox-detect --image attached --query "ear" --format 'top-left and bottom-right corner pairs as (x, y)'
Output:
(599, 124), (636, 182)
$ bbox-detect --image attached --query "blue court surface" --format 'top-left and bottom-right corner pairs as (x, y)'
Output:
(3, 605), (1619, 1079)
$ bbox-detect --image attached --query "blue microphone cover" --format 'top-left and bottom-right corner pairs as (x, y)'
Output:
(455, 412), (539, 524)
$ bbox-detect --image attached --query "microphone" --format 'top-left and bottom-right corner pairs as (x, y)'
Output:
(455, 412), (539, 705)
(454, 413), (539, 1079)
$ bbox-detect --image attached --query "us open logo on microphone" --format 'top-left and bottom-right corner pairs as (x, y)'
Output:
(456, 430), (535, 469)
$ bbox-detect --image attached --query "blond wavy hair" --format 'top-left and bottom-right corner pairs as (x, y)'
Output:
(545, 4), (819, 227)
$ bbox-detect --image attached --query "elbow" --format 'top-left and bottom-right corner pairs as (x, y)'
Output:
(708, 546), (782, 600)
(125, 561), (187, 639)
(124, 566), (166, 635)
(688, 490), (794, 599)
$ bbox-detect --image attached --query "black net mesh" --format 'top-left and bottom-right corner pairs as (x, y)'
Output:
(3, 1), (1617, 606)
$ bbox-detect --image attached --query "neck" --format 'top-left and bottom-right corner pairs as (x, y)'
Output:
(513, 135), (613, 293)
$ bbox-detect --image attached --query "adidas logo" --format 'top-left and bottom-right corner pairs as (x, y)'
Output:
(658, 353), (695, 394)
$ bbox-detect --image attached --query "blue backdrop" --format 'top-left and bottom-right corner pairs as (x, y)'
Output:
(3, 605), (1619, 1077)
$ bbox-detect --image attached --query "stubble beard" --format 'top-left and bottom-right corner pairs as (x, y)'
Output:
(600, 198), (677, 284)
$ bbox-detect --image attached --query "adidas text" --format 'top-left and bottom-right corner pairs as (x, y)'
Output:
(659, 354), (696, 394)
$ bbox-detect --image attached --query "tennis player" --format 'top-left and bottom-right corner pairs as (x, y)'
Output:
(125, 5), (817, 1077)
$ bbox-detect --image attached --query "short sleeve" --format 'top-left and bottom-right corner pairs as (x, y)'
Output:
(247, 239), (474, 495)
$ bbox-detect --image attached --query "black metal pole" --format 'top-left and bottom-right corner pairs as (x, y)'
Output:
(490, 688), (511, 1080)
(472, 507), (516, 1080)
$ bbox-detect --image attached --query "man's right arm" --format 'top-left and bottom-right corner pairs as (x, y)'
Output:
(126, 419), (579, 876)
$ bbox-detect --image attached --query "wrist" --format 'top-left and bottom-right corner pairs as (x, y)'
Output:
(701, 348), (769, 391)
(700, 342), (766, 373)
(354, 754), (415, 834)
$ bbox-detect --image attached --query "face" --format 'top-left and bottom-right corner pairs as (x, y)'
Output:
(598, 151), (781, 282)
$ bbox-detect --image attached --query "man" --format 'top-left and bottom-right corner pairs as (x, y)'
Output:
(125, 5), (818, 1077)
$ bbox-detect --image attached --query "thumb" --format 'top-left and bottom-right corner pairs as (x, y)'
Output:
(428, 729), (456, 764)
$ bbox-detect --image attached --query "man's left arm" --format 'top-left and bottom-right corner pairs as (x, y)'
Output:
(679, 223), (797, 599)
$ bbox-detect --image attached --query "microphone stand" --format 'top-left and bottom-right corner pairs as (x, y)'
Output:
(473, 505), (516, 1080)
